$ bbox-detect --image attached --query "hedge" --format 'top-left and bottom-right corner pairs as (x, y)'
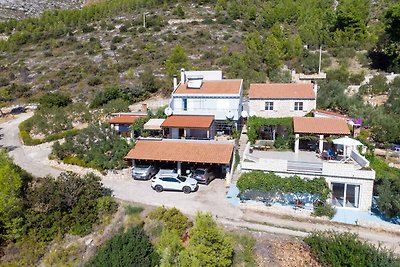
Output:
(19, 120), (79, 146)
(237, 171), (330, 201)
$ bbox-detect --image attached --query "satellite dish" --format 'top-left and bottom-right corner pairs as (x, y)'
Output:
(241, 110), (248, 118)
(226, 110), (234, 120)
(164, 107), (173, 116)
(249, 111), (256, 117)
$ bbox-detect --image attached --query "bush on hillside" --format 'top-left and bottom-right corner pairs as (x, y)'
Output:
(86, 225), (159, 267)
(179, 213), (233, 267)
(38, 92), (72, 109)
(52, 123), (131, 170)
(148, 206), (192, 236)
(305, 231), (400, 267)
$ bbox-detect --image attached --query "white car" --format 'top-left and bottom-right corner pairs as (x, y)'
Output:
(151, 174), (198, 194)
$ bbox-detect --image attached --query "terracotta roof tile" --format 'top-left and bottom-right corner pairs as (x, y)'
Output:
(313, 109), (349, 119)
(161, 115), (214, 129)
(125, 140), (234, 165)
(249, 83), (315, 99)
(174, 80), (242, 95)
(293, 117), (350, 135)
(109, 115), (144, 124)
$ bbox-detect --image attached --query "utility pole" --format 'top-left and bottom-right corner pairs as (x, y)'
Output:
(318, 45), (322, 74)
(143, 12), (146, 28)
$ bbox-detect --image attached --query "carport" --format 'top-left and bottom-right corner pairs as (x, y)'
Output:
(125, 139), (234, 179)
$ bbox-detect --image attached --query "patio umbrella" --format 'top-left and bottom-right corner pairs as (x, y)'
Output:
(332, 137), (363, 158)
(332, 136), (363, 146)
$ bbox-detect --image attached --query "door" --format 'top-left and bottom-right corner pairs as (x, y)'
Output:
(331, 183), (360, 208)
(331, 183), (345, 207)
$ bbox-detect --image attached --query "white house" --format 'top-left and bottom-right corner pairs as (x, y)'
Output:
(248, 83), (317, 118)
(169, 69), (243, 128)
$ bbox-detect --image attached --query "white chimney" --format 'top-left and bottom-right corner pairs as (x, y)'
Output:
(180, 68), (185, 84)
(313, 83), (318, 97)
(173, 75), (178, 89)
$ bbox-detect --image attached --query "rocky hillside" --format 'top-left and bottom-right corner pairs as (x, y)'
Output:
(0, 0), (84, 20)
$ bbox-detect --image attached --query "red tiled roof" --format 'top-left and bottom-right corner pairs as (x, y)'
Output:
(125, 140), (234, 165)
(313, 109), (349, 119)
(293, 117), (350, 135)
(174, 80), (242, 95)
(161, 115), (214, 129)
(109, 115), (144, 124)
(248, 83), (315, 99)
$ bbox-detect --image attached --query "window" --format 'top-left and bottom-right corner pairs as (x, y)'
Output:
(265, 101), (274, 111)
(294, 102), (303, 111)
(183, 98), (187, 111)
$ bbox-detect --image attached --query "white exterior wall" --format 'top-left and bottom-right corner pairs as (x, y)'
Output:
(249, 99), (316, 118)
(172, 96), (242, 121)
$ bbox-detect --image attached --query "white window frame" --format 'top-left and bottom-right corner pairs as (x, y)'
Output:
(294, 101), (304, 111)
(265, 101), (274, 111)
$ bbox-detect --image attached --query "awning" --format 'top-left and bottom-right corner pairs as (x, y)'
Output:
(125, 139), (234, 165)
(144, 119), (165, 130)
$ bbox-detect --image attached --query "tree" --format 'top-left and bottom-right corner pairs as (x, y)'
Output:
(0, 150), (24, 242)
(378, 177), (400, 219)
(140, 67), (159, 93)
(179, 213), (233, 267)
(39, 92), (72, 109)
(157, 228), (184, 267)
(385, 77), (400, 114)
(165, 45), (189, 77)
(265, 34), (285, 74)
(86, 225), (159, 267)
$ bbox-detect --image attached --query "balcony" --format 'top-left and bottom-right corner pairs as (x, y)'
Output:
(242, 144), (375, 180)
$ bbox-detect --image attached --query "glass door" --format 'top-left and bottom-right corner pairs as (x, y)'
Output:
(331, 183), (345, 207)
(345, 184), (360, 208)
(331, 183), (360, 208)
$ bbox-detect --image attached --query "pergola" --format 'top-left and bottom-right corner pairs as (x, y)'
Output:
(293, 117), (350, 153)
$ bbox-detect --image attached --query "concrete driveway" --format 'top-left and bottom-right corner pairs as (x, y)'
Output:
(102, 174), (242, 219)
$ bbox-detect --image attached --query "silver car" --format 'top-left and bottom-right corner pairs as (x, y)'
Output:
(132, 164), (158, 180)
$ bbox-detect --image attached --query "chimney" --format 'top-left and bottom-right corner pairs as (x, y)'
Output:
(141, 103), (148, 113)
(313, 83), (318, 97)
(173, 75), (178, 89)
(180, 68), (185, 84)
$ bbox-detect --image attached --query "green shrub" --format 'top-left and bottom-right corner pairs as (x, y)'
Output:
(86, 225), (159, 267)
(148, 206), (192, 236)
(247, 116), (293, 144)
(51, 123), (131, 170)
(39, 92), (72, 109)
(179, 213), (233, 267)
(125, 205), (144, 216)
(305, 231), (400, 267)
(237, 172), (330, 201)
(229, 233), (257, 267)
(312, 202), (336, 218)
